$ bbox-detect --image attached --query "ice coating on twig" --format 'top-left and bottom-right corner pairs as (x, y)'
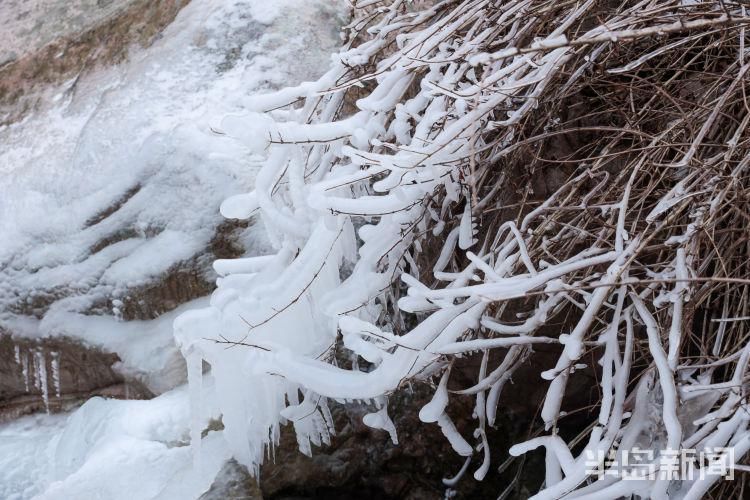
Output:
(175, 1), (750, 497)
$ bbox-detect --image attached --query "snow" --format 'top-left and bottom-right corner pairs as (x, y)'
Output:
(0, 385), (227, 500)
(0, 0), (345, 497)
(42, 386), (226, 500)
(6, 1), (745, 499)
(0, 413), (68, 500)
(0, 0), (345, 348)
(169, 3), (750, 497)
(100, 231), (206, 287)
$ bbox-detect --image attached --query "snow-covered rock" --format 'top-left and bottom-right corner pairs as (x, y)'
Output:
(1, 0), (345, 411)
(0, 0), (188, 125)
(0, 0), (345, 496)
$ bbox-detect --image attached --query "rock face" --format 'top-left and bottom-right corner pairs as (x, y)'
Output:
(197, 383), (550, 500)
(0, 0), (189, 125)
(0, 0), (195, 418)
(196, 345), (603, 499)
(0, 0), (345, 421)
(0, 218), (244, 418)
(0, 333), (151, 422)
(88, 219), (249, 321)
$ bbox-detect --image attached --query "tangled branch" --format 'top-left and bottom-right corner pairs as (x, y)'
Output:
(175, 1), (750, 497)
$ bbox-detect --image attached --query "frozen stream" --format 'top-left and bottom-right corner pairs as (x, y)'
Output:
(0, 0), (344, 498)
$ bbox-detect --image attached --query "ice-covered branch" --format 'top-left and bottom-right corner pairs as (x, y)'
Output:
(176, 0), (750, 496)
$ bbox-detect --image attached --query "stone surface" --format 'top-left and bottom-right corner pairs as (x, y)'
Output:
(1, 0), (140, 61)
(0, 0), (192, 416)
(0, 0), (189, 124)
(199, 460), (264, 500)
(195, 380), (553, 499)
(0, 332), (151, 421)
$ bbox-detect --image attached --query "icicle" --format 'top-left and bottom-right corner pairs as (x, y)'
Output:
(35, 349), (50, 413)
(13, 344), (20, 365)
(32, 349), (40, 391)
(363, 404), (399, 444)
(458, 202), (477, 249)
(51, 351), (61, 398)
(187, 349), (204, 470)
(21, 352), (30, 392)
(112, 299), (124, 321)
(437, 413), (473, 457)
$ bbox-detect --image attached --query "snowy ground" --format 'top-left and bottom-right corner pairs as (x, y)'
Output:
(0, 412), (68, 499)
(0, 384), (226, 500)
(0, 0), (344, 497)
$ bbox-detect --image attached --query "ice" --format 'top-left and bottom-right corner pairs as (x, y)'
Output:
(187, 350), (204, 470)
(1, 0), (346, 496)
(0, 0), (346, 359)
(50, 352), (61, 399)
(22, 351), (30, 393)
(37, 385), (224, 500)
(169, 0), (686, 485)
(419, 369), (451, 423)
(220, 192), (259, 220)
(458, 203), (477, 249)
(362, 405), (398, 445)
(29, 297), (211, 395)
(0, 379), (227, 499)
(437, 414), (473, 457)
(9, 1), (731, 497)
(35, 349), (50, 413)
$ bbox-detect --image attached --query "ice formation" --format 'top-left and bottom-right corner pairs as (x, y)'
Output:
(0, 0), (345, 498)
(175, 1), (750, 498)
